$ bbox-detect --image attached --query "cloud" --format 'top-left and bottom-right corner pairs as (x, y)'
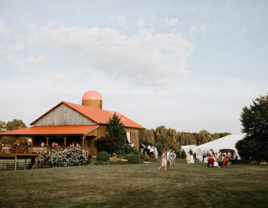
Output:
(137, 18), (145, 29)
(25, 55), (49, 63)
(0, 20), (11, 38)
(200, 25), (206, 33)
(225, 0), (232, 10)
(109, 15), (126, 26)
(28, 25), (195, 87)
(189, 26), (197, 33)
(189, 8), (196, 12)
(164, 18), (177, 27)
(242, 29), (250, 34)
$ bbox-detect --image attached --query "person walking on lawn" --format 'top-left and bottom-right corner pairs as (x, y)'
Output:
(168, 149), (176, 170)
(158, 151), (167, 171)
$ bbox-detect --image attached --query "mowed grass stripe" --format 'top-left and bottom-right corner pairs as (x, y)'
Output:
(0, 159), (267, 208)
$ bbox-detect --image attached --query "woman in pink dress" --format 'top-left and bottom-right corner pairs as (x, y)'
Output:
(158, 151), (167, 171)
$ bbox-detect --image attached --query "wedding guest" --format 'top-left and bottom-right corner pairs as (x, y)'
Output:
(186, 151), (191, 164)
(142, 143), (146, 153)
(202, 150), (206, 162)
(27, 141), (31, 147)
(41, 141), (45, 147)
(150, 145), (155, 157)
(166, 149), (171, 168)
(144, 146), (147, 156)
(158, 151), (167, 171)
(228, 151), (231, 157)
(52, 141), (56, 147)
(140, 144), (144, 153)
(147, 145), (151, 155)
(154, 146), (158, 159)
(168, 149), (176, 170)
(208, 155), (215, 168)
(39, 140), (42, 146)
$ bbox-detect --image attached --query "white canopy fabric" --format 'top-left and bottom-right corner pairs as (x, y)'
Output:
(181, 145), (196, 154)
(192, 134), (244, 157)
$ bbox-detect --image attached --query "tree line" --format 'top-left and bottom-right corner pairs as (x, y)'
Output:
(139, 126), (231, 150)
(0, 119), (28, 145)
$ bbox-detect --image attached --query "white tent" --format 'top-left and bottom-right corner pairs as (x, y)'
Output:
(192, 134), (244, 157)
(181, 145), (196, 154)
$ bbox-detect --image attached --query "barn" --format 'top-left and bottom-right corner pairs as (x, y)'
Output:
(0, 91), (144, 156)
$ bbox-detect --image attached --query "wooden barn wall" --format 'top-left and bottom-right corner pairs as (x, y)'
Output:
(85, 129), (98, 136)
(130, 131), (139, 151)
(33, 104), (96, 126)
(97, 125), (107, 138)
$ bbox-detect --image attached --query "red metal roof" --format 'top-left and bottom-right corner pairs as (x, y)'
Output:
(0, 125), (98, 136)
(30, 101), (145, 129)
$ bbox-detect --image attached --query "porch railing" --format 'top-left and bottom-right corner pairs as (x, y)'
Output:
(0, 146), (95, 155)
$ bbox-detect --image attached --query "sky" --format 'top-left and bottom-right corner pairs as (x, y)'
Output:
(0, 0), (268, 134)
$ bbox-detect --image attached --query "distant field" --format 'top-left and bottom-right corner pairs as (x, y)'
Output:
(0, 159), (267, 208)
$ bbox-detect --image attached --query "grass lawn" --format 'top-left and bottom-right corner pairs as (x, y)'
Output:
(0, 159), (268, 208)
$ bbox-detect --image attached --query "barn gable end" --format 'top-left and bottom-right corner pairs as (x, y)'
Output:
(32, 103), (96, 126)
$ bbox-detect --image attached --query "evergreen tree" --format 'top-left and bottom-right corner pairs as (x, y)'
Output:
(181, 149), (186, 159)
(236, 93), (268, 161)
(107, 113), (126, 150)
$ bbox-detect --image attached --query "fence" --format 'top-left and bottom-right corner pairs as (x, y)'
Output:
(0, 146), (95, 155)
(0, 159), (31, 171)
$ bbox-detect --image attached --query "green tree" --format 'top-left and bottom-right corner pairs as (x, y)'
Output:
(236, 94), (268, 161)
(145, 129), (155, 142)
(0, 121), (6, 132)
(0, 119), (28, 145)
(107, 113), (126, 150)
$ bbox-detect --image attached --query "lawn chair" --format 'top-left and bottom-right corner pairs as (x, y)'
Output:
(260, 160), (267, 166)
(251, 160), (257, 165)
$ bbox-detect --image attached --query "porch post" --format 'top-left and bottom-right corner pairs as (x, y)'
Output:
(46, 136), (49, 146)
(63, 137), (67, 146)
(81, 136), (86, 147)
(15, 137), (19, 144)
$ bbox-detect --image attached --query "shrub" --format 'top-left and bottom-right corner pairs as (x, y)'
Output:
(189, 149), (193, 155)
(32, 147), (89, 169)
(96, 151), (110, 162)
(127, 154), (141, 164)
(181, 149), (186, 159)
(175, 150), (181, 158)
(145, 156), (150, 161)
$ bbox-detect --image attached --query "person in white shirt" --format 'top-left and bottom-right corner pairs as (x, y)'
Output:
(166, 149), (171, 168)
(41, 141), (45, 147)
(150, 145), (154, 157)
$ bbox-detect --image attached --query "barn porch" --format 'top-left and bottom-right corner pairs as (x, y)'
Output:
(0, 125), (99, 157)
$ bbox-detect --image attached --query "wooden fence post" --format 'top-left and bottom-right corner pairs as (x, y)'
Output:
(14, 156), (17, 171)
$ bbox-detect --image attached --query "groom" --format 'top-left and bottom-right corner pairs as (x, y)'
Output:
(168, 149), (177, 170)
